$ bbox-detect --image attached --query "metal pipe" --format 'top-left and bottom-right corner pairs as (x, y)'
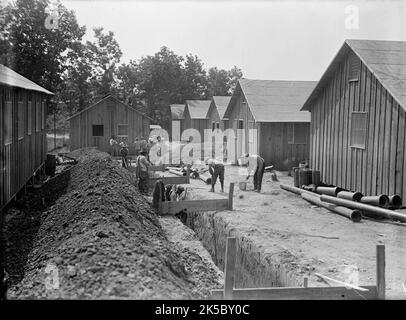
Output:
(168, 169), (186, 176)
(337, 191), (363, 202)
(388, 195), (402, 209)
(302, 193), (362, 222)
(199, 172), (212, 184)
(316, 186), (344, 197)
(360, 195), (389, 208)
(319, 194), (406, 223)
(280, 184), (318, 196)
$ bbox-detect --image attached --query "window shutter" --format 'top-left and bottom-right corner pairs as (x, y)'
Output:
(4, 101), (12, 145)
(18, 101), (24, 139)
(348, 53), (360, 81)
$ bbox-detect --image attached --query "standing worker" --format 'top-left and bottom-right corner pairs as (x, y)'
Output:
(136, 150), (151, 194)
(109, 135), (118, 156)
(134, 137), (141, 156)
(119, 141), (129, 167)
(207, 158), (225, 193)
(244, 153), (265, 193)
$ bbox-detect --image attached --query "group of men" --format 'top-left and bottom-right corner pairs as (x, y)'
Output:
(206, 153), (266, 193)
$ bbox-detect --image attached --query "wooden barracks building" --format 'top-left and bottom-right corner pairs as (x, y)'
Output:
(302, 39), (406, 199)
(68, 95), (152, 155)
(223, 78), (316, 169)
(0, 64), (53, 210)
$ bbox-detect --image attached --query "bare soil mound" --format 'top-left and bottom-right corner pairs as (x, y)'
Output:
(6, 148), (221, 299)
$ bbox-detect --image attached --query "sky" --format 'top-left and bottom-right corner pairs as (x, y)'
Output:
(62, 0), (406, 81)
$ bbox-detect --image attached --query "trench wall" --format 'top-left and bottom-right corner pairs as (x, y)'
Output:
(185, 211), (305, 289)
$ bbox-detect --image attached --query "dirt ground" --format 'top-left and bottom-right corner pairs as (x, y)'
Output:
(185, 165), (406, 299)
(4, 149), (222, 299)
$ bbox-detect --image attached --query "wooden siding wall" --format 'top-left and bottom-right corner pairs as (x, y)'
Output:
(207, 102), (225, 131)
(1, 85), (47, 209)
(227, 89), (259, 162)
(259, 122), (309, 169)
(309, 52), (406, 199)
(69, 97), (150, 154)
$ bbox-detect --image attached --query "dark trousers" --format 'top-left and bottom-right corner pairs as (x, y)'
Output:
(254, 158), (265, 191)
(138, 171), (149, 194)
(210, 164), (225, 188)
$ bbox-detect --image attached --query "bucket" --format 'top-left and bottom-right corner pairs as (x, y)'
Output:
(239, 181), (247, 191)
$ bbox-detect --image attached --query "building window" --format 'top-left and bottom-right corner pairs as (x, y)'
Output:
(348, 53), (360, 82)
(350, 112), (367, 149)
(212, 122), (216, 130)
(216, 122), (220, 129)
(117, 124), (128, 137)
(237, 120), (243, 129)
(288, 123), (307, 145)
(27, 101), (32, 135)
(35, 102), (41, 132)
(92, 125), (104, 137)
(18, 101), (24, 139)
(4, 101), (12, 145)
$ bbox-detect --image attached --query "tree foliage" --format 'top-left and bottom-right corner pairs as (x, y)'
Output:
(0, 0), (243, 131)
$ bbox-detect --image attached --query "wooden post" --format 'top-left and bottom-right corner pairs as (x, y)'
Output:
(228, 183), (234, 210)
(158, 182), (163, 215)
(224, 237), (237, 300)
(376, 243), (385, 300)
(303, 277), (308, 288)
(186, 164), (191, 183)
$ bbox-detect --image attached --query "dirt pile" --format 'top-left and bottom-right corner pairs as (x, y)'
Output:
(6, 148), (222, 299)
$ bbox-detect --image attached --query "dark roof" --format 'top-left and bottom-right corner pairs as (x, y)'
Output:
(170, 104), (185, 120)
(211, 96), (231, 119)
(302, 39), (406, 111)
(67, 95), (154, 121)
(185, 100), (211, 119)
(0, 64), (53, 95)
(225, 78), (316, 122)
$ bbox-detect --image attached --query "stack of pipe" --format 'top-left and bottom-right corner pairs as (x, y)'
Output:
(199, 172), (212, 184)
(337, 191), (363, 202)
(279, 184), (362, 222)
(168, 169), (186, 176)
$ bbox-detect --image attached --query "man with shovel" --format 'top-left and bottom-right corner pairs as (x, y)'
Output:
(244, 153), (265, 193)
(206, 158), (225, 193)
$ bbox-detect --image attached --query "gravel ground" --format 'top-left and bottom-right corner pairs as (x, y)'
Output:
(5, 148), (222, 299)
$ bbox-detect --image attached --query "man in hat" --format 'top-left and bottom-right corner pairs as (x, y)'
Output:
(244, 153), (265, 192)
(136, 150), (151, 194)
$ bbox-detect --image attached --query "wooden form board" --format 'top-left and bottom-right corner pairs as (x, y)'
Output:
(148, 175), (190, 187)
(212, 237), (385, 300)
(148, 164), (167, 172)
(158, 182), (235, 215)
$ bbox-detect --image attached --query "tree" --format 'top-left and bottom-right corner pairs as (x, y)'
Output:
(206, 66), (243, 97)
(0, 0), (86, 92)
(86, 27), (122, 101)
(181, 54), (208, 100)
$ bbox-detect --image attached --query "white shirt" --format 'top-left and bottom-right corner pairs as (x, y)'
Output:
(247, 154), (259, 176)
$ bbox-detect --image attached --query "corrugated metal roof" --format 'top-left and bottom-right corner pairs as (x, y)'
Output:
(0, 64), (53, 95)
(185, 100), (211, 119)
(170, 104), (185, 120)
(235, 79), (316, 122)
(302, 39), (406, 111)
(212, 96), (231, 119)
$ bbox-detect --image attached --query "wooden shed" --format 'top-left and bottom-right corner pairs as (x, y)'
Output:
(183, 99), (211, 142)
(170, 104), (185, 141)
(0, 64), (53, 210)
(206, 96), (231, 131)
(302, 39), (406, 199)
(223, 78), (316, 168)
(68, 95), (152, 155)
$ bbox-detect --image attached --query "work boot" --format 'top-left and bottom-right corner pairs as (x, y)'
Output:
(209, 187), (214, 192)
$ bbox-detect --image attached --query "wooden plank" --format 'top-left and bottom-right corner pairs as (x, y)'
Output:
(228, 182), (234, 210)
(376, 244), (385, 300)
(371, 81), (381, 196)
(148, 175), (189, 186)
(148, 164), (167, 172)
(396, 108), (405, 198)
(212, 285), (378, 300)
(365, 68), (374, 196)
(382, 94), (393, 195)
(224, 237), (237, 300)
(389, 102), (398, 196)
(160, 199), (229, 215)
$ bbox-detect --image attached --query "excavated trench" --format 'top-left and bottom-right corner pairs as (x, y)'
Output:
(182, 211), (304, 289)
